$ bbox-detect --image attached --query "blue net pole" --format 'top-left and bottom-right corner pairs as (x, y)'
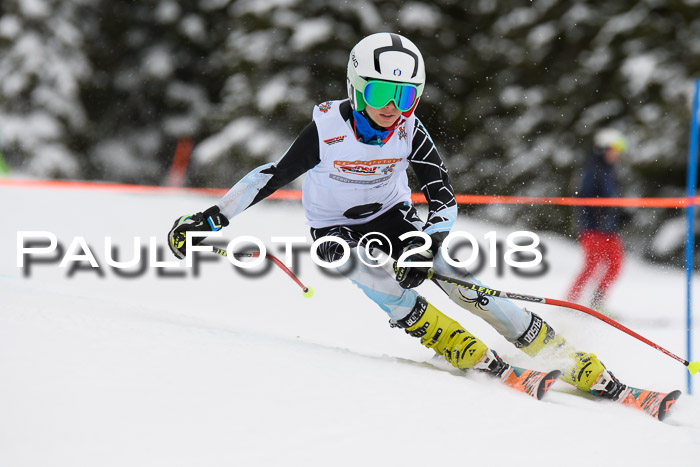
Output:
(685, 79), (699, 395)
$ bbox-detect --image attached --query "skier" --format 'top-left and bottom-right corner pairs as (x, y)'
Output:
(567, 128), (628, 310)
(168, 32), (626, 400)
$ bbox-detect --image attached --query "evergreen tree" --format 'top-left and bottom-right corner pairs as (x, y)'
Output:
(0, 0), (91, 178)
(1, 0), (699, 264)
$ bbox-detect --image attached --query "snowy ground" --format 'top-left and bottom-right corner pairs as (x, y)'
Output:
(1, 182), (699, 467)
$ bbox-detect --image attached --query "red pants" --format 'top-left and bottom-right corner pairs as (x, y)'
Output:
(567, 230), (624, 305)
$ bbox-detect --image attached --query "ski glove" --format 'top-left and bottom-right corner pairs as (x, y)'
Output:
(168, 205), (229, 259)
(394, 240), (434, 289)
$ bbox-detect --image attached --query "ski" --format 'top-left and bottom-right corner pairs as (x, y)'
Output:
(424, 353), (560, 401)
(499, 366), (561, 400)
(615, 386), (681, 421)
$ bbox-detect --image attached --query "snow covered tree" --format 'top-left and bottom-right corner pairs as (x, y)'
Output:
(1, 0), (699, 264)
(78, 0), (231, 183)
(0, 0), (91, 178)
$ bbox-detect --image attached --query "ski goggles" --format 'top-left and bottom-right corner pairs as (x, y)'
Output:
(362, 80), (419, 112)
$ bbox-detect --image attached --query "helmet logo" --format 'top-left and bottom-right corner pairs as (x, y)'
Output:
(351, 52), (358, 68)
(393, 68), (402, 77)
(374, 33), (419, 78)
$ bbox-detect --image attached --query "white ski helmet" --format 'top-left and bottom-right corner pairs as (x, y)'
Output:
(347, 32), (426, 116)
(594, 128), (629, 154)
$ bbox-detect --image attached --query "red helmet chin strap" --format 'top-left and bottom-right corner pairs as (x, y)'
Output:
(401, 97), (420, 117)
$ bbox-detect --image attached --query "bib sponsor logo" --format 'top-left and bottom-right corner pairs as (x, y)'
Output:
(323, 135), (346, 145)
(329, 174), (391, 185)
(333, 158), (402, 176)
(398, 124), (407, 140)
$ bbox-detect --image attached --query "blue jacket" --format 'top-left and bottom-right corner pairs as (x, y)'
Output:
(577, 149), (621, 233)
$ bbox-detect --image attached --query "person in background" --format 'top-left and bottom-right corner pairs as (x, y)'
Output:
(567, 128), (629, 310)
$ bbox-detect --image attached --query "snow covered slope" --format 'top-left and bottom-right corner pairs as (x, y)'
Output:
(1, 183), (699, 467)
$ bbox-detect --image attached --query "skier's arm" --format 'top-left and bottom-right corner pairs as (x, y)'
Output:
(408, 118), (458, 247)
(168, 122), (320, 259)
(217, 121), (320, 219)
(395, 119), (457, 288)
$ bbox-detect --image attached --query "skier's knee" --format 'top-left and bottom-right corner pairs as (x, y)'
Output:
(316, 239), (350, 263)
(313, 227), (360, 263)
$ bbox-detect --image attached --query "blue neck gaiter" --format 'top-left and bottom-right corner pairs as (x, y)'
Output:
(352, 110), (394, 146)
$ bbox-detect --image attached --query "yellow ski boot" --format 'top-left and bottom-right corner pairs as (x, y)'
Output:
(514, 313), (627, 398)
(394, 297), (488, 369)
(513, 312), (568, 357)
(394, 299), (561, 400)
(561, 352), (627, 399)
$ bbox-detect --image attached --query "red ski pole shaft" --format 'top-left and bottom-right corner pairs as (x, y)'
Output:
(208, 245), (314, 298)
(427, 270), (699, 374)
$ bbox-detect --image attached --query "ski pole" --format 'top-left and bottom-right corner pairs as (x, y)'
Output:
(207, 244), (314, 298)
(427, 270), (700, 375)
